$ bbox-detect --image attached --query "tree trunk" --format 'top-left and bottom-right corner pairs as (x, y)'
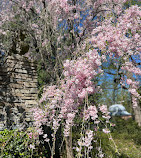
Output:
(133, 103), (141, 126)
(65, 135), (73, 158)
(127, 71), (141, 126)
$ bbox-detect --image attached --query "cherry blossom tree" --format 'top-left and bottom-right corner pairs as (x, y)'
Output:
(0, 0), (141, 157)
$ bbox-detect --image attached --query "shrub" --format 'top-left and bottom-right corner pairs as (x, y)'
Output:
(0, 129), (48, 158)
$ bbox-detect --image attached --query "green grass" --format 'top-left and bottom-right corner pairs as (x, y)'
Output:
(96, 117), (141, 158)
(103, 117), (141, 158)
(113, 134), (141, 158)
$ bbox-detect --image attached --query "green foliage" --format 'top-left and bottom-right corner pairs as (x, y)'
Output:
(124, 0), (141, 8)
(93, 131), (120, 158)
(92, 129), (141, 158)
(111, 117), (141, 145)
(88, 118), (141, 157)
(0, 129), (47, 158)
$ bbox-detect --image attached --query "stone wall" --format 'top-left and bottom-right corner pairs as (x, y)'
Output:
(0, 54), (38, 130)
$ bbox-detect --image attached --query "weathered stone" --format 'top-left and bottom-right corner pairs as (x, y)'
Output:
(9, 84), (24, 89)
(30, 88), (38, 94)
(15, 69), (28, 74)
(25, 118), (31, 122)
(24, 82), (37, 88)
(0, 54), (38, 130)
(25, 100), (37, 105)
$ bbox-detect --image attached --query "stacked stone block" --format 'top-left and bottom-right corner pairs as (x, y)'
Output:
(0, 54), (38, 130)
(0, 61), (7, 130)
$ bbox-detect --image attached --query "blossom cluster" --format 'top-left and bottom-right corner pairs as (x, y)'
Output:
(36, 49), (103, 137)
(90, 5), (141, 108)
(76, 130), (93, 153)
